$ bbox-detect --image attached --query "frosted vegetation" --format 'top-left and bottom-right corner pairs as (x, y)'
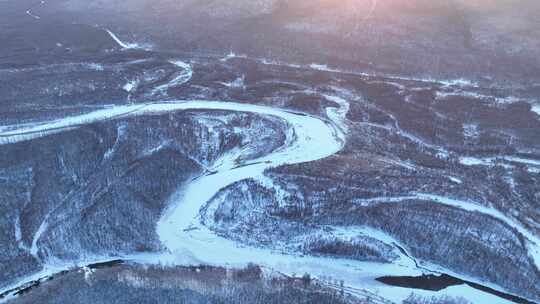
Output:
(0, 12), (539, 302)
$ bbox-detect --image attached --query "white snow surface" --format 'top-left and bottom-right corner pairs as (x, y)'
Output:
(448, 176), (463, 184)
(105, 29), (150, 50)
(0, 99), (530, 304)
(151, 60), (193, 95)
(218, 75), (246, 89)
(459, 155), (540, 172)
(122, 80), (138, 93)
(30, 219), (48, 258)
(25, 10), (40, 19)
(323, 94), (350, 133)
(309, 63), (342, 73)
(220, 51), (247, 62)
(533, 104), (540, 116)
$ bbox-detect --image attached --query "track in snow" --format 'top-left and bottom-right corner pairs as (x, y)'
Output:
(104, 29), (150, 50)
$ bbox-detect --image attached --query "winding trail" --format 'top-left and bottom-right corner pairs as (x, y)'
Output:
(104, 29), (150, 50)
(151, 60), (193, 96)
(0, 99), (525, 303)
(25, 0), (45, 20)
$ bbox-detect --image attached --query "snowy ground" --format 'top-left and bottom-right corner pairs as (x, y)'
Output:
(1, 1), (540, 302)
(0, 97), (527, 304)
